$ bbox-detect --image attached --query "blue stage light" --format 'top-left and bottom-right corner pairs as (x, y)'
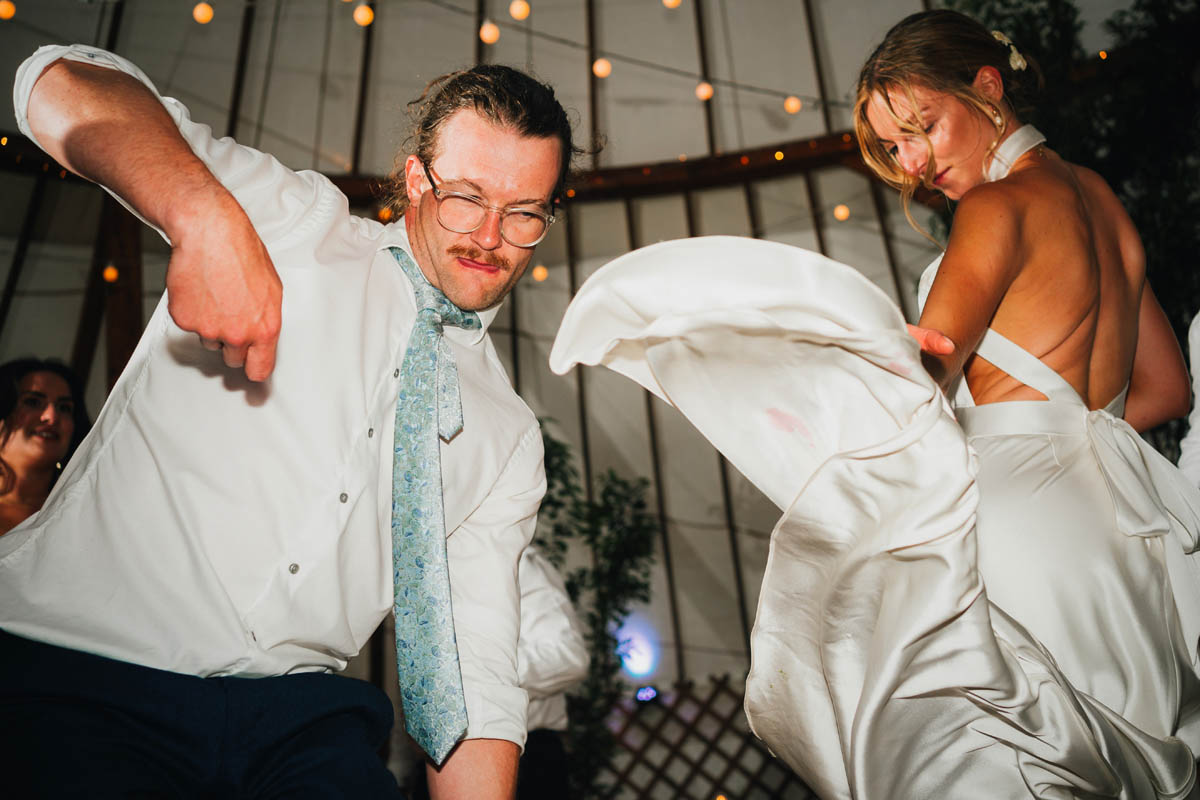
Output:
(618, 620), (658, 678)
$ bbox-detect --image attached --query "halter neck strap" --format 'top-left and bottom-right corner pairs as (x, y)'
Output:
(985, 124), (1046, 182)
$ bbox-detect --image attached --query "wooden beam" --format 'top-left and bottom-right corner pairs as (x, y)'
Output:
(869, 177), (916, 321)
(624, 197), (687, 683)
(351, 1), (376, 174)
(682, 190), (752, 663)
(562, 206), (593, 504)
(475, 0), (486, 66)
(584, 0), (600, 170)
(103, 198), (143, 389)
(692, 0), (717, 154)
(803, 170), (828, 256)
(226, 0), (257, 139)
(0, 174), (47, 343)
(802, 0), (832, 134)
(104, 0), (124, 52)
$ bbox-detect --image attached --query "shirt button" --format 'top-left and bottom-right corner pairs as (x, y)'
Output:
(393, 369), (400, 378)
(368, 427), (375, 438)
(288, 563), (299, 574)
(339, 492), (349, 503)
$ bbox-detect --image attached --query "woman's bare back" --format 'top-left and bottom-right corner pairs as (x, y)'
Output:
(963, 150), (1145, 409)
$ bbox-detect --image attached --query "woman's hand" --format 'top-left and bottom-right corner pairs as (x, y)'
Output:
(907, 324), (955, 355)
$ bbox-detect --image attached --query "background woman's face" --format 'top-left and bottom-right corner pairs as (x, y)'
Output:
(3, 371), (75, 468)
(865, 83), (997, 200)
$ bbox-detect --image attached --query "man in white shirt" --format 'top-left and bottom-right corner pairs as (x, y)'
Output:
(2, 44), (576, 799)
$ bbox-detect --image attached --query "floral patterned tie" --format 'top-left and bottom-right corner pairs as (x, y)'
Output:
(388, 246), (480, 765)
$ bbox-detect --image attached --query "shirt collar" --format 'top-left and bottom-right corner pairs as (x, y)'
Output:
(381, 219), (501, 345)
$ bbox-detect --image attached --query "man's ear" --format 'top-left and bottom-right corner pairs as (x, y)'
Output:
(404, 155), (425, 208)
(972, 65), (1005, 104)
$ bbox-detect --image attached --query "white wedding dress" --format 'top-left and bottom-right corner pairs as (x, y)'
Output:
(548, 132), (1200, 797)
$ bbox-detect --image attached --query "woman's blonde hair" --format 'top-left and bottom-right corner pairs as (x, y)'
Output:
(853, 10), (1042, 238)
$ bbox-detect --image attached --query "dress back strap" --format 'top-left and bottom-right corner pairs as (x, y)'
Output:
(974, 328), (1082, 405)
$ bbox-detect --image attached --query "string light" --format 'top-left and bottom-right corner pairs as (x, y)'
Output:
(695, 81), (713, 101)
(102, 265), (119, 283)
(531, 265), (548, 282)
(509, 0), (530, 21)
(784, 95), (802, 114)
(739, 155), (749, 165)
(833, 204), (850, 221)
(592, 58), (612, 78)
(377, 207), (393, 222)
(678, 153), (687, 162)
(1099, 50), (1108, 60)
(353, 4), (374, 26)
(663, 0), (682, 8)
(774, 150), (784, 161)
(480, 20), (500, 44)
(566, 188), (575, 198)
(0, 1), (15, 20)
(192, 2), (213, 24)
(0, 136), (7, 146)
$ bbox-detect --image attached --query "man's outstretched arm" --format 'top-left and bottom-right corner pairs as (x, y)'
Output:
(24, 56), (281, 380)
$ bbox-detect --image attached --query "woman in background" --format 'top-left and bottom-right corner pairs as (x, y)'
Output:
(0, 358), (90, 535)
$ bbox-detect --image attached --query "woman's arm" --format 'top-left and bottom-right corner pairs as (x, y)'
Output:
(1124, 283), (1189, 432)
(917, 184), (1023, 391)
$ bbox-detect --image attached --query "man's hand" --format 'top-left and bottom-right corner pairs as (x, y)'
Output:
(27, 58), (283, 382)
(906, 323), (955, 356)
(165, 191), (282, 382)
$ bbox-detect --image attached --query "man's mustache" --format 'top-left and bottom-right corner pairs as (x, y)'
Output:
(447, 246), (511, 270)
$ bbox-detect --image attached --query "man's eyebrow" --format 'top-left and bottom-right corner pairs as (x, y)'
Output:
(440, 176), (550, 208)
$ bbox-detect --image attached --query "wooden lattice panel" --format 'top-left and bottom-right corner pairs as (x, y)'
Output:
(602, 675), (816, 800)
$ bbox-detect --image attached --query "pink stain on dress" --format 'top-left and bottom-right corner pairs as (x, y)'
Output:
(766, 408), (812, 440)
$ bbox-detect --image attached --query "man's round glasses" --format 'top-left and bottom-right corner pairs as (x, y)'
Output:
(422, 162), (556, 248)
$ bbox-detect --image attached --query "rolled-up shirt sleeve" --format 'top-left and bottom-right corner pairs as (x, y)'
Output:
(14, 44), (332, 251)
(518, 546), (589, 699)
(447, 423), (545, 749)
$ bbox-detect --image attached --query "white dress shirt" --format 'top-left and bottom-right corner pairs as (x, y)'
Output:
(4, 44), (544, 748)
(517, 546), (588, 732)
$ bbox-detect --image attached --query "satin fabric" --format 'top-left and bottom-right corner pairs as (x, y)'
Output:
(549, 235), (1200, 799)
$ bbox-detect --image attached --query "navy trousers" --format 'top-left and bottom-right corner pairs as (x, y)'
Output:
(0, 629), (404, 798)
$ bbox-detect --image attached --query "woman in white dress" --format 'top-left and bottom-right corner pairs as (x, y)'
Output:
(855, 4), (1200, 788)
(550, 10), (1200, 797)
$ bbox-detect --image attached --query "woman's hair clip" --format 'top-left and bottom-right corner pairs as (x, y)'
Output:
(991, 30), (1028, 72)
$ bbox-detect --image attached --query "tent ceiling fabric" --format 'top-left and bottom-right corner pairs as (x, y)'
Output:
(2, 0), (926, 172)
